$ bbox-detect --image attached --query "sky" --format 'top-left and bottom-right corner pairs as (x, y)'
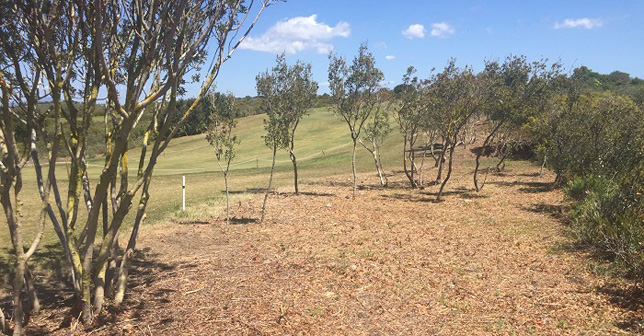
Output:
(203, 0), (644, 97)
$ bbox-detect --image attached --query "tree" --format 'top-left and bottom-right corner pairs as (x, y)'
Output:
(474, 56), (561, 191)
(328, 44), (384, 197)
(206, 92), (240, 224)
(428, 59), (483, 201)
(4, 0), (273, 330)
(256, 54), (317, 222)
(395, 66), (424, 188)
(359, 89), (392, 186)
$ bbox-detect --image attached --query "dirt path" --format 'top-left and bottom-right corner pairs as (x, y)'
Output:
(35, 164), (642, 335)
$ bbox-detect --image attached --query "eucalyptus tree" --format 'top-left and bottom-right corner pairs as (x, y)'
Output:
(429, 59), (483, 201)
(206, 92), (240, 224)
(0, 44), (46, 336)
(328, 44), (384, 197)
(395, 66), (424, 188)
(474, 56), (561, 191)
(359, 89), (392, 186)
(256, 54), (317, 221)
(8, 0), (274, 327)
(0, 2), (72, 333)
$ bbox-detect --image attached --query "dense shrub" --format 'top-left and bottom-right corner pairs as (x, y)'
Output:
(566, 176), (644, 276)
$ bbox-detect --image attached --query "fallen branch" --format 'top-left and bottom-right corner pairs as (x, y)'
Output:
(184, 287), (205, 295)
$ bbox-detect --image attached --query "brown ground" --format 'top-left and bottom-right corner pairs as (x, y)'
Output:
(22, 157), (644, 335)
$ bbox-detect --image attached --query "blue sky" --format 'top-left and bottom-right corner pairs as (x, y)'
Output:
(207, 0), (644, 97)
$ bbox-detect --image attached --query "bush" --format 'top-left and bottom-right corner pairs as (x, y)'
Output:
(566, 176), (644, 276)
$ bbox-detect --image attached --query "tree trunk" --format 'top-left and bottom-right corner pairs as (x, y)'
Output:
(496, 147), (509, 172)
(224, 171), (230, 224)
(376, 146), (388, 186)
(437, 139), (456, 202)
(539, 154), (547, 176)
(114, 180), (150, 305)
(435, 140), (447, 183)
(261, 145), (278, 223)
(373, 150), (384, 186)
(23, 267), (40, 315)
(1, 189), (26, 336)
(417, 148), (427, 187)
(351, 140), (357, 198)
(474, 121), (504, 192)
(359, 139), (384, 187)
(1, 307), (7, 335)
(289, 150), (299, 195)
(12, 254), (25, 336)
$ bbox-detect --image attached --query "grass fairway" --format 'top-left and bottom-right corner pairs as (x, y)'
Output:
(0, 106), (404, 252)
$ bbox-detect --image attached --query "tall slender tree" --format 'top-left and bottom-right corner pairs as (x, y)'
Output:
(257, 53), (317, 222)
(395, 66), (424, 188)
(206, 92), (240, 224)
(359, 89), (392, 186)
(328, 44), (384, 197)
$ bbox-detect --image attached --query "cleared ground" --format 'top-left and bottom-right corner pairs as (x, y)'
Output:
(2, 108), (643, 335)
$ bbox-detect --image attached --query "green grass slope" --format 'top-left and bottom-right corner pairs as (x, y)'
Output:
(1, 106), (404, 251)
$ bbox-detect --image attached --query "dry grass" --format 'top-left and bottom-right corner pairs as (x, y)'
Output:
(26, 148), (643, 335)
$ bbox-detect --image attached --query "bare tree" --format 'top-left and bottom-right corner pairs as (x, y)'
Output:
(206, 92), (240, 224)
(328, 44), (384, 197)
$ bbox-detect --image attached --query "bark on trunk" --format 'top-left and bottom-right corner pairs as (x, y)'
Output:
(539, 154), (547, 176)
(261, 145), (278, 223)
(437, 140), (456, 202)
(359, 139), (384, 187)
(289, 150), (299, 195)
(114, 181), (150, 305)
(1, 307), (7, 335)
(224, 172), (230, 224)
(351, 140), (357, 198)
(435, 141), (447, 183)
(474, 121), (504, 192)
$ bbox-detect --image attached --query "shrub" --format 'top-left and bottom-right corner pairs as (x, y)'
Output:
(566, 176), (644, 276)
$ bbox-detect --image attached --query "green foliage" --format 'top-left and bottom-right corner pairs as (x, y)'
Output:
(363, 90), (392, 148)
(572, 66), (644, 104)
(565, 176), (644, 276)
(328, 43), (384, 141)
(426, 59), (481, 142)
(205, 92), (240, 166)
(395, 66), (424, 141)
(256, 53), (318, 150)
(536, 90), (642, 183)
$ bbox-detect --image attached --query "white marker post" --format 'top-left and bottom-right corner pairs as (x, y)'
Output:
(182, 176), (186, 211)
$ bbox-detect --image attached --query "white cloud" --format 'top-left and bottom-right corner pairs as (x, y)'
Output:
(430, 22), (455, 38)
(385, 55), (395, 60)
(402, 24), (426, 39)
(554, 18), (603, 29)
(240, 15), (350, 54)
(375, 41), (388, 49)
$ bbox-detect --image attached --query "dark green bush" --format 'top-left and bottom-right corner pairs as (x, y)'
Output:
(566, 176), (644, 276)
